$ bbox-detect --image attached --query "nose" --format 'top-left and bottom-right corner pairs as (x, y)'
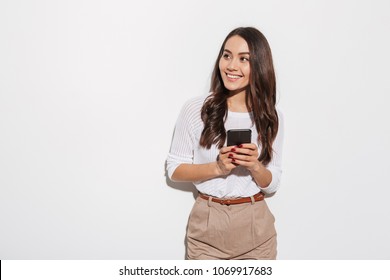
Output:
(227, 59), (238, 71)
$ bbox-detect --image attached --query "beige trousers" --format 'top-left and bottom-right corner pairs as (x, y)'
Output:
(186, 196), (277, 260)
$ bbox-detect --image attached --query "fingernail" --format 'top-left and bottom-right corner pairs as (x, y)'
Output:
(228, 154), (233, 158)
(232, 158), (236, 162)
(238, 144), (243, 148)
(231, 148), (236, 152)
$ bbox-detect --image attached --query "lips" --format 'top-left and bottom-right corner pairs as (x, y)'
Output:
(226, 73), (243, 80)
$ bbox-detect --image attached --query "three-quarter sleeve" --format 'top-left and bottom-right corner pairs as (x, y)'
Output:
(166, 100), (198, 179)
(259, 109), (284, 194)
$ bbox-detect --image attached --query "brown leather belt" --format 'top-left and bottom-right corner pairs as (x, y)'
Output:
(199, 192), (264, 205)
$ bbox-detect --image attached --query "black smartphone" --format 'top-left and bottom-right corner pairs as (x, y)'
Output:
(227, 129), (252, 146)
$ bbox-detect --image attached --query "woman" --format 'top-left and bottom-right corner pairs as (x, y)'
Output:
(166, 27), (284, 260)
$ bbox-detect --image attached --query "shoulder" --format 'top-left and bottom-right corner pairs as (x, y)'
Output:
(183, 93), (209, 109)
(179, 93), (210, 118)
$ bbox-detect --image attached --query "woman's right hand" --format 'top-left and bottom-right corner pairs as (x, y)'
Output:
(216, 146), (237, 176)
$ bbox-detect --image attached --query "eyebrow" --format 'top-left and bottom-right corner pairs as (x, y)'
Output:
(223, 49), (250, 55)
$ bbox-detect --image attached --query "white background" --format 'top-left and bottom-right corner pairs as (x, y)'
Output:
(1, 0), (389, 259)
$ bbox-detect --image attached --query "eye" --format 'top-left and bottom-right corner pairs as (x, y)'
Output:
(240, 57), (250, 62)
(222, 53), (231, 59)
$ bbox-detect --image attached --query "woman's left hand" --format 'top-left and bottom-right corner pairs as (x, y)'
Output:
(229, 143), (261, 172)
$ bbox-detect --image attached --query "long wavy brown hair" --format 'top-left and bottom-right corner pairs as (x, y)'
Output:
(200, 27), (279, 165)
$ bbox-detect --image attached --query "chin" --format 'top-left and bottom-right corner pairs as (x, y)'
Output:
(224, 84), (248, 93)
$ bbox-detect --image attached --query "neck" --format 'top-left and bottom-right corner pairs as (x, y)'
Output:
(227, 90), (250, 112)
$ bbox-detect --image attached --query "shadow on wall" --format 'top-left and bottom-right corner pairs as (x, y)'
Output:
(165, 179), (197, 199)
(164, 161), (198, 200)
(164, 161), (197, 259)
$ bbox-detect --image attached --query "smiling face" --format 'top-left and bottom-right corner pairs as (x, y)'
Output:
(219, 35), (251, 94)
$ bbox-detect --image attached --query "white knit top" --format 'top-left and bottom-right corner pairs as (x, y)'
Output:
(166, 94), (284, 198)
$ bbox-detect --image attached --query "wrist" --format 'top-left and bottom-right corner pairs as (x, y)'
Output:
(250, 161), (263, 173)
(214, 161), (224, 176)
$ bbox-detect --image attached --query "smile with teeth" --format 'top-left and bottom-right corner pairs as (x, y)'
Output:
(226, 73), (243, 80)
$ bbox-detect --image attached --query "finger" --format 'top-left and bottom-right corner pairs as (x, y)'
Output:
(237, 143), (257, 150)
(226, 145), (237, 149)
(219, 154), (235, 165)
(225, 157), (236, 166)
(220, 146), (234, 154)
(231, 157), (257, 168)
(229, 158), (239, 167)
(235, 144), (259, 156)
(219, 152), (235, 162)
(231, 147), (254, 156)
(231, 153), (252, 162)
(230, 157), (247, 166)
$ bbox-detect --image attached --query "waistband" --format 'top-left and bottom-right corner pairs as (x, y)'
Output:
(198, 192), (264, 206)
